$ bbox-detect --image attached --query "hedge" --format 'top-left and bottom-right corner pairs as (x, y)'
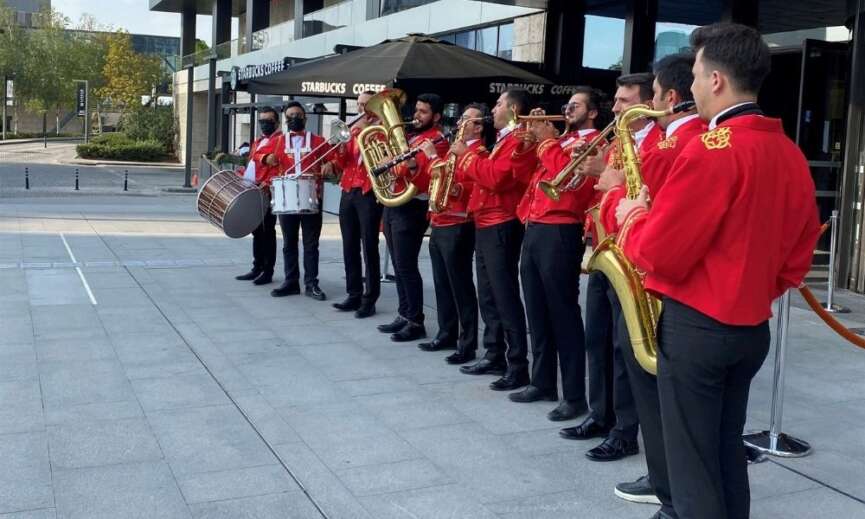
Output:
(77, 139), (167, 162)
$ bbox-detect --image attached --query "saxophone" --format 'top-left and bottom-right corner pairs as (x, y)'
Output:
(586, 102), (694, 375)
(428, 116), (489, 213)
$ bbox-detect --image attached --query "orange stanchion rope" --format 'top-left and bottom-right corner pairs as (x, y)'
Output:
(797, 219), (865, 350)
(798, 284), (865, 350)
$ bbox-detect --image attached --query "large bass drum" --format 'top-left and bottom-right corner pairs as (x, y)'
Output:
(197, 170), (269, 238)
(271, 175), (320, 215)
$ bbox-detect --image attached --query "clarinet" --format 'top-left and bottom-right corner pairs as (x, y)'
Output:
(371, 129), (454, 177)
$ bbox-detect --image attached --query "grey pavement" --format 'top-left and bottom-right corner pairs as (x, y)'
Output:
(0, 186), (864, 518)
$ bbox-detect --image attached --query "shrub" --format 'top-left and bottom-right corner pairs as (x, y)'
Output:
(77, 139), (166, 162)
(91, 133), (133, 146)
(118, 106), (176, 155)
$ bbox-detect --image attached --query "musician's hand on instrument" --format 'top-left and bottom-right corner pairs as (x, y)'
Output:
(265, 153), (278, 166)
(595, 167), (625, 192)
(450, 140), (469, 157)
(615, 186), (650, 226)
(577, 152), (607, 178)
(419, 139), (438, 159)
(321, 162), (335, 178)
(530, 122), (558, 143)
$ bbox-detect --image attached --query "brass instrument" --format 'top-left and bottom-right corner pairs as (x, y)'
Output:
(357, 88), (418, 207)
(538, 119), (617, 201)
(428, 116), (490, 213)
(586, 101), (695, 375)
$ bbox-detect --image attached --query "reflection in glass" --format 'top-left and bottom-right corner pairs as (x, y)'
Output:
(498, 23), (513, 60)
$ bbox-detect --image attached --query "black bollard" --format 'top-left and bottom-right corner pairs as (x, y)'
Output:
(25, 167), (29, 190)
(74, 168), (79, 191)
(123, 170), (128, 192)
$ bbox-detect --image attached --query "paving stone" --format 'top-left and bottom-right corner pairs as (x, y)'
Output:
(336, 458), (451, 497)
(0, 378), (43, 435)
(751, 487), (865, 519)
(187, 491), (322, 519)
(147, 404), (277, 477)
(39, 359), (135, 410)
(177, 465), (299, 504)
(358, 484), (499, 519)
(53, 461), (191, 519)
(0, 432), (53, 514)
(0, 509), (57, 519)
(47, 418), (163, 470)
(131, 373), (229, 412)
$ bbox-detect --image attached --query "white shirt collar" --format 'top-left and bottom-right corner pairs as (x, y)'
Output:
(465, 138), (480, 146)
(665, 114), (700, 138)
(634, 121), (655, 148)
(498, 125), (514, 139)
(578, 128), (595, 137)
(709, 102), (753, 130)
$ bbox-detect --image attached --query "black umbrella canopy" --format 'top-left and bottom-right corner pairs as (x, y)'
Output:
(242, 35), (555, 104)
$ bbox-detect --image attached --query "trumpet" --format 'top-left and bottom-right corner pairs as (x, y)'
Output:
(538, 119), (617, 201)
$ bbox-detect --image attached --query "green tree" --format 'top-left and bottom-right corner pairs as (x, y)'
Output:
(96, 31), (161, 112)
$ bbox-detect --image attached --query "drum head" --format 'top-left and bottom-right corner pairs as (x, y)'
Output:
(223, 189), (267, 238)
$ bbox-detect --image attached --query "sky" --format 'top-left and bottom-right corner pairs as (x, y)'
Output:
(52, 0), (218, 41)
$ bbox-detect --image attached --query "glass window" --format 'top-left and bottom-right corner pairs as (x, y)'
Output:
(454, 30), (476, 50)
(379, 0), (437, 16)
(583, 15), (625, 70)
(477, 26), (498, 55)
(497, 23), (514, 60)
(654, 23), (696, 61)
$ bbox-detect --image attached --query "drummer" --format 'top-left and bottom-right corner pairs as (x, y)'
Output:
(268, 101), (333, 301)
(235, 106), (282, 286)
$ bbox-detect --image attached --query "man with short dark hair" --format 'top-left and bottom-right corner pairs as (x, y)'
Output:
(333, 90), (383, 318)
(269, 101), (331, 300)
(376, 93), (450, 342)
(235, 106), (282, 286)
(451, 88), (538, 391)
(616, 24), (820, 518)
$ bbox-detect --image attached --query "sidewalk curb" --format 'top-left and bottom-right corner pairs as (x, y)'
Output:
(0, 137), (83, 146)
(63, 157), (185, 169)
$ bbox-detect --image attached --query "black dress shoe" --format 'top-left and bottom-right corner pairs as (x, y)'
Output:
(508, 385), (558, 403)
(418, 338), (456, 352)
(559, 416), (612, 440)
(333, 297), (361, 311)
(585, 436), (639, 462)
(445, 350), (476, 365)
(355, 303), (376, 319)
(459, 358), (506, 376)
(305, 284), (327, 301)
(270, 281), (300, 297)
(489, 370), (530, 391)
(547, 400), (588, 422)
(391, 322), (426, 342)
(377, 316), (406, 333)
(235, 269), (261, 281)
(614, 475), (661, 505)
(253, 272), (273, 285)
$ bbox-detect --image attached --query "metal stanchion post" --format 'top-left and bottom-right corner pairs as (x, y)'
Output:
(74, 168), (79, 191)
(123, 170), (128, 192)
(822, 210), (849, 313)
(743, 290), (812, 457)
(24, 167), (29, 190)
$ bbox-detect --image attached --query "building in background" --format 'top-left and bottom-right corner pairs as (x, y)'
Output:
(4, 0), (50, 28)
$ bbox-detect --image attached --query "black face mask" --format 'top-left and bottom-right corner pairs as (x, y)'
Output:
(286, 117), (306, 132)
(259, 119), (277, 136)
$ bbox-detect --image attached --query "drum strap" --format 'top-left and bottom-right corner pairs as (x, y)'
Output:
(288, 132), (312, 177)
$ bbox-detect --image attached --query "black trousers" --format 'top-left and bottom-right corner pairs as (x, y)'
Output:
(278, 210), (323, 288)
(584, 272), (615, 426)
(251, 208), (277, 275)
(475, 219), (528, 373)
(382, 198), (429, 323)
(608, 289), (639, 442)
(520, 223), (586, 402)
(429, 222), (478, 353)
(658, 298), (770, 519)
(339, 188), (383, 304)
(617, 303), (675, 516)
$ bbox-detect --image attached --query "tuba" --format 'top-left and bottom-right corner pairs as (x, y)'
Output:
(585, 102), (694, 375)
(357, 89), (418, 207)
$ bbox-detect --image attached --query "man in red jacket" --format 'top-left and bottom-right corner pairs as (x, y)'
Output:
(332, 91), (382, 319)
(594, 52), (705, 516)
(616, 24), (820, 519)
(377, 93), (450, 342)
(235, 106), (282, 286)
(450, 88), (538, 391)
(417, 102), (492, 364)
(269, 101), (332, 301)
(508, 87), (600, 423)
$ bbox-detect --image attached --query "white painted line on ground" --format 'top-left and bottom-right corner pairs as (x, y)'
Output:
(59, 233), (98, 305)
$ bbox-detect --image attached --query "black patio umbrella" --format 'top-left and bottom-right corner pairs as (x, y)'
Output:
(242, 35), (559, 105)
